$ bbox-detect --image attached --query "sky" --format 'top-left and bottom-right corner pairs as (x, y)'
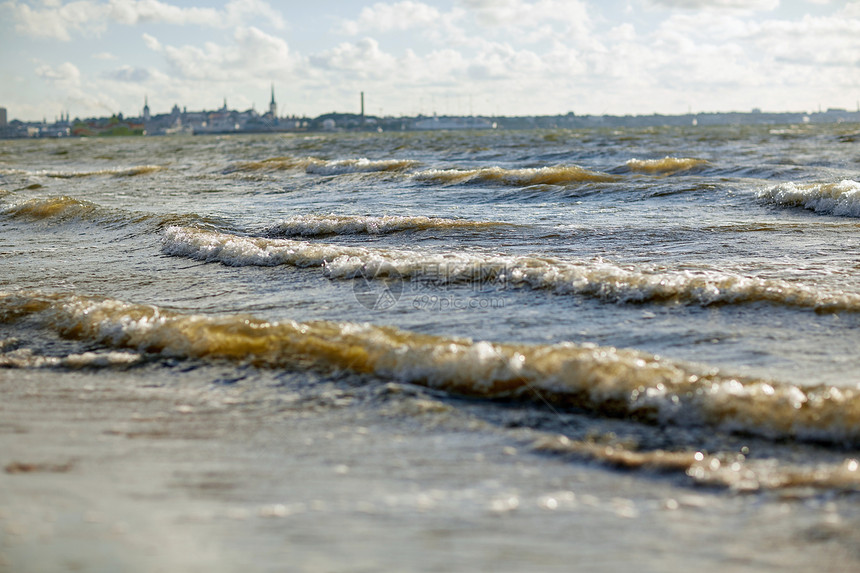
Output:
(1, 0), (858, 121)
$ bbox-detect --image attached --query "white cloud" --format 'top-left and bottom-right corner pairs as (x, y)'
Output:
(225, 0), (284, 28)
(750, 12), (860, 91)
(459, 0), (591, 35)
(647, 0), (779, 10)
(309, 37), (398, 79)
(338, 1), (444, 34)
(35, 61), (82, 85)
(33, 61), (122, 115)
(3, 0), (285, 41)
(4, 1), (100, 40)
(603, 3), (860, 113)
(842, 0), (860, 18)
(149, 26), (297, 83)
(142, 33), (161, 51)
(651, 8), (860, 77)
(466, 42), (543, 80)
(5, 0), (859, 120)
(336, 0), (592, 48)
(102, 65), (151, 82)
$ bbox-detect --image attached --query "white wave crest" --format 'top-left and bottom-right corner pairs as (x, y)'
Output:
(264, 214), (504, 237)
(304, 158), (418, 175)
(4, 290), (860, 447)
(414, 165), (616, 186)
(758, 180), (860, 217)
(161, 226), (860, 311)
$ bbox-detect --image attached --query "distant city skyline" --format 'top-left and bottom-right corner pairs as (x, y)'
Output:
(1, 0), (859, 122)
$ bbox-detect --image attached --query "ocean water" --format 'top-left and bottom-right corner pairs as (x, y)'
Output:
(2, 124), (860, 568)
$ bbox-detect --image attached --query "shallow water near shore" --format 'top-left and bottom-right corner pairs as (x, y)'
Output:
(2, 125), (860, 571)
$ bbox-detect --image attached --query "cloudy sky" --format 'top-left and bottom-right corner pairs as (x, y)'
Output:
(1, 0), (858, 121)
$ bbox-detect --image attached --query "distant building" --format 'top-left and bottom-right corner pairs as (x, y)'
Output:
(269, 85), (277, 119)
(0, 107), (7, 127)
(143, 96), (150, 122)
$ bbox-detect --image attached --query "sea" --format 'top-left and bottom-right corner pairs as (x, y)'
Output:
(2, 123), (860, 570)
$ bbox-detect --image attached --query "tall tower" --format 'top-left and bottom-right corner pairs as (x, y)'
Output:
(0, 107), (7, 127)
(269, 84), (277, 119)
(143, 96), (151, 122)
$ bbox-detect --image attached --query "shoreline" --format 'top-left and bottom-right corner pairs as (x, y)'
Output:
(2, 364), (859, 572)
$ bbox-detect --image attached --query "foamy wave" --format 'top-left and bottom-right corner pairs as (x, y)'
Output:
(264, 214), (507, 237)
(163, 226), (860, 312)
(626, 157), (709, 174)
(231, 156), (418, 175)
(758, 180), (860, 217)
(534, 435), (860, 491)
(414, 165), (616, 186)
(4, 290), (860, 447)
(305, 158), (419, 175)
(0, 168), (30, 177)
(0, 347), (141, 369)
(163, 226), (369, 267)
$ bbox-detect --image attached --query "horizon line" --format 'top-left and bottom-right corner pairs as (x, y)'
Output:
(4, 106), (860, 125)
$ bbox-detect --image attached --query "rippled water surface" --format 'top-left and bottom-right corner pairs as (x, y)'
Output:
(2, 125), (860, 568)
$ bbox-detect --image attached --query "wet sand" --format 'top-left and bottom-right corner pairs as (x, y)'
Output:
(2, 366), (859, 573)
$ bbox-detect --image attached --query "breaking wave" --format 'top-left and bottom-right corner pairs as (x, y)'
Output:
(0, 345), (141, 369)
(3, 196), (134, 226)
(3, 290), (860, 449)
(414, 165), (617, 186)
(264, 214), (509, 237)
(162, 226), (860, 312)
(626, 157), (709, 174)
(757, 180), (860, 217)
(2, 195), (227, 230)
(533, 436), (860, 492)
(305, 158), (420, 175)
(230, 156), (418, 175)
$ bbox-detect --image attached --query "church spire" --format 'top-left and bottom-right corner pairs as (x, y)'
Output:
(269, 84), (277, 119)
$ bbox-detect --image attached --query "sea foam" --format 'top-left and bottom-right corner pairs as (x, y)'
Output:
(414, 165), (616, 186)
(162, 226), (860, 312)
(626, 157), (709, 174)
(264, 214), (508, 237)
(4, 290), (860, 448)
(231, 156), (418, 175)
(758, 180), (860, 217)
